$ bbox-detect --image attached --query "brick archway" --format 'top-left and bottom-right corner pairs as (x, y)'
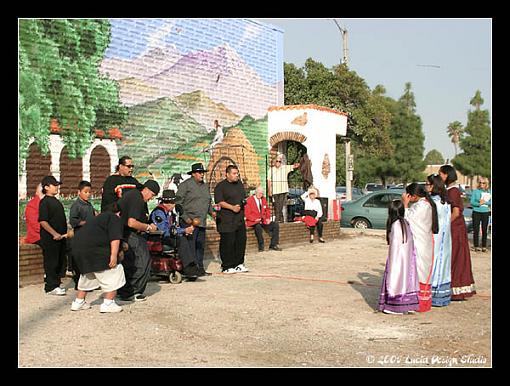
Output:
(26, 142), (51, 197)
(59, 147), (83, 197)
(269, 131), (307, 163)
(89, 145), (111, 197)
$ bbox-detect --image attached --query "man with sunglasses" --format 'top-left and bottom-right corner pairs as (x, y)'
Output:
(101, 156), (143, 213)
(175, 163), (215, 276)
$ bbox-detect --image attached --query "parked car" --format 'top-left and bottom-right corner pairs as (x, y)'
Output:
(341, 189), (405, 229)
(363, 183), (384, 195)
(336, 186), (363, 202)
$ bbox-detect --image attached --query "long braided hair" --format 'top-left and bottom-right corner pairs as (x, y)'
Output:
(386, 199), (408, 245)
(406, 182), (439, 234)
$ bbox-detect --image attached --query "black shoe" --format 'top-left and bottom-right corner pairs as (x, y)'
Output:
(197, 267), (212, 276)
(182, 265), (200, 278)
(269, 246), (282, 251)
(133, 294), (147, 302)
(258, 247), (264, 252)
(319, 238), (325, 243)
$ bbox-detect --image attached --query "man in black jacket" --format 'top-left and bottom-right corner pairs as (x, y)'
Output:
(101, 156), (142, 213)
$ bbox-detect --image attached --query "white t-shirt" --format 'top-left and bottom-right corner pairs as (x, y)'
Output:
(301, 192), (323, 219)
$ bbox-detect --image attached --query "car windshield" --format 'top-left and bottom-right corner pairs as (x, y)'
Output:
(367, 184), (383, 191)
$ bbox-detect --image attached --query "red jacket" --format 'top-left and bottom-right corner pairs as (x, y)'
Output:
(245, 195), (271, 227)
(24, 196), (41, 244)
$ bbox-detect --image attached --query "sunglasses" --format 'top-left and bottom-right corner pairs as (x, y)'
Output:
(122, 164), (135, 169)
(275, 160), (282, 163)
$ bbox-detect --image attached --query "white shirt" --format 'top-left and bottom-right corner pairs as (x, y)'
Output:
(301, 192), (323, 219)
(404, 198), (434, 284)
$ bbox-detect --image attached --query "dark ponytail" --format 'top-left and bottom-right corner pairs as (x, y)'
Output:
(406, 183), (439, 234)
(386, 199), (408, 245)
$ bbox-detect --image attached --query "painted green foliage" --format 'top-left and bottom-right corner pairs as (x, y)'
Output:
(18, 19), (127, 160)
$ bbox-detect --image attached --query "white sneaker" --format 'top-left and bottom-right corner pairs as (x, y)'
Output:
(71, 299), (91, 311)
(235, 264), (249, 273)
(382, 309), (403, 315)
(100, 301), (123, 313)
(222, 268), (237, 274)
(47, 287), (66, 296)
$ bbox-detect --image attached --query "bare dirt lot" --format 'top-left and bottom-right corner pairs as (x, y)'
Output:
(18, 229), (491, 367)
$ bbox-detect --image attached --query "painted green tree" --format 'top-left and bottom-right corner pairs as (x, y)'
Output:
(452, 90), (491, 178)
(19, 19), (127, 163)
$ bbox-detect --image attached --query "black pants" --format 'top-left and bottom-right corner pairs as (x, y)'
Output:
(219, 225), (247, 270)
(178, 227), (206, 268)
(118, 232), (152, 298)
(40, 238), (67, 292)
(272, 193), (287, 223)
(472, 211), (490, 248)
(252, 222), (279, 249)
(309, 218), (324, 238)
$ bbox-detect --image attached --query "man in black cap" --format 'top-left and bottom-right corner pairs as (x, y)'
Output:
(38, 176), (68, 295)
(116, 179), (160, 301)
(175, 163), (215, 276)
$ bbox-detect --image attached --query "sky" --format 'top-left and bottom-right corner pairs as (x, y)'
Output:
(256, 18), (492, 162)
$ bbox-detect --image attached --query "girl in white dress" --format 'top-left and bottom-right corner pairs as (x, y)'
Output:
(402, 183), (438, 312)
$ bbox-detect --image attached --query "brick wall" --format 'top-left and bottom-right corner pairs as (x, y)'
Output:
(19, 221), (341, 286)
(19, 243), (45, 287)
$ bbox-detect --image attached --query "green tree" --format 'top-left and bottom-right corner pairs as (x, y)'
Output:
(19, 19), (127, 160)
(284, 60), (393, 186)
(447, 120), (464, 157)
(387, 83), (426, 184)
(452, 90), (491, 178)
(424, 149), (445, 165)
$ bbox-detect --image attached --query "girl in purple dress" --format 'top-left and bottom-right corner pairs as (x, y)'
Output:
(378, 200), (420, 315)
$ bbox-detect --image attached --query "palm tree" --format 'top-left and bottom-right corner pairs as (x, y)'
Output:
(447, 121), (464, 157)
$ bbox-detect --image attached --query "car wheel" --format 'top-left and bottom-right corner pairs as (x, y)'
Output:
(352, 218), (371, 229)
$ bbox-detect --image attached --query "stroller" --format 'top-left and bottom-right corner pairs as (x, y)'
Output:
(146, 230), (184, 284)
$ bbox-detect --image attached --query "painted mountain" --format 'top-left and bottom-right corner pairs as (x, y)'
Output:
(174, 90), (240, 132)
(118, 97), (213, 178)
(100, 43), (279, 120)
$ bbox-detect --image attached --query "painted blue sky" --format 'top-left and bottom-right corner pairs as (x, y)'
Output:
(105, 18), (283, 85)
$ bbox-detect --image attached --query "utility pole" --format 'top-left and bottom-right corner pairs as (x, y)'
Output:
(332, 19), (353, 201)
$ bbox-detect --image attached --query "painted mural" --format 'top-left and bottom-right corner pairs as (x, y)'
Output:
(19, 19), (283, 197)
(101, 18), (283, 191)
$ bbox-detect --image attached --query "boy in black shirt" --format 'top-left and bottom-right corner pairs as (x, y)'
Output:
(214, 165), (249, 274)
(70, 205), (126, 313)
(68, 180), (98, 290)
(38, 176), (68, 295)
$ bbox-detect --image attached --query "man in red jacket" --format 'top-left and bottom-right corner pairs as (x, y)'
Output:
(245, 186), (282, 252)
(24, 183), (44, 245)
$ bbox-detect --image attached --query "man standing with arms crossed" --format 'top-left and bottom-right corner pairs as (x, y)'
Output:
(214, 165), (249, 274)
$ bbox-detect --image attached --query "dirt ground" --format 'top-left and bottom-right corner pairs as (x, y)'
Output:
(18, 229), (491, 367)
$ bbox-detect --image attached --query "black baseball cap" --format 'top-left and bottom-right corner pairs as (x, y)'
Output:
(41, 175), (62, 187)
(143, 180), (160, 196)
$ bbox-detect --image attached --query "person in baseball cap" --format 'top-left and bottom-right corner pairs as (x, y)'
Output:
(41, 175), (62, 189)
(143, 179), (160, 196)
